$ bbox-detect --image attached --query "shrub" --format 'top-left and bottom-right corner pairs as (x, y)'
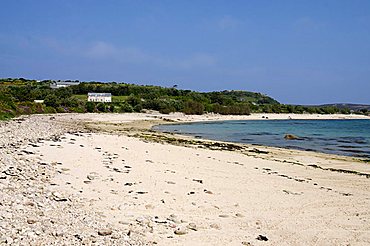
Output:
(86, 102), (95, 112)
(119, 103), (133, 113)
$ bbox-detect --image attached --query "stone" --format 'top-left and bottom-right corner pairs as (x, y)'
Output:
(52, 230), (64, 237)
(284, 134), (300, 140)
(174, 227), (188, 235)
(27, 217), (38, 224)
(210, 223), (221, 230)
(87, 174), (96, 180)
(242, 242), (252, 245)
(256, 235), (268, 241)
(192, 179), (203, 184)
(52, 192), (68, 202)
(187, 223), (197, 231)
(98, 228), (113, 236)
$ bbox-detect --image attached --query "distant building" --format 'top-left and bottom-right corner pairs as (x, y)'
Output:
(50, 81), (80, 89)
(88, 93), (112, 103)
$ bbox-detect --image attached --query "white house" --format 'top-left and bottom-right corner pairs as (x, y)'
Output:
(87, 93), (112, 102)
(50, 81), (80, 89)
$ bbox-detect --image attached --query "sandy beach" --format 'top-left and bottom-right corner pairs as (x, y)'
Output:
(1, 112), (369, 245)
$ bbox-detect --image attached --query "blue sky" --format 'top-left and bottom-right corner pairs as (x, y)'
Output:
(1, 0), (369, 104)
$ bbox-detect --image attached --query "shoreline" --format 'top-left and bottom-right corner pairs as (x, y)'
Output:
(150, 116), (370, 162)
(1, 113), (370, 245)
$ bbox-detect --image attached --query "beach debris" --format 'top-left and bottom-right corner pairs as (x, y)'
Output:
(235, 213), (244, 218)
(249, 148), (269, 154)
(204, 189), (213, 194)
(256, 235), (268, 241)
(282, 190), (302, 195)
(113, 167), (123, 173)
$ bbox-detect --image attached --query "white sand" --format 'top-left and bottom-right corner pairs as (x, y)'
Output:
(26, 113), (370, 245)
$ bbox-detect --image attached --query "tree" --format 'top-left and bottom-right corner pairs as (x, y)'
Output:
(44, 94), (60, 108)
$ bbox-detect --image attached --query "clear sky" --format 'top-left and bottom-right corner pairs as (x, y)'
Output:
(1, 0), (369, 104)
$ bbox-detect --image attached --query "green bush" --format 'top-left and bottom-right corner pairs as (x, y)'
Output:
(119, 103), (133, 113)
(183, 100), (204, 115)
(96, 103), (107, 112)
(86, 102), (95, 112)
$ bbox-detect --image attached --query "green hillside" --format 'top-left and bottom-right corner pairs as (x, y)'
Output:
(0, 78), (364, 120)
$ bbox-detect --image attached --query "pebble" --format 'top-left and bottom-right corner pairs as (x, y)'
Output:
(256, 235), (268, 241)
(98, 228), (113, 236)
(27, 218), (38, 224)
(0, 115), (144, 245)
(187, 223), (197, 231)
(174, 227), (188, 235)
(219, 214), (229, 218)
(210, 223), (221, 230)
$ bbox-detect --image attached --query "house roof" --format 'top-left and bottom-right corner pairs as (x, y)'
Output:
(88, 93), (112, 97)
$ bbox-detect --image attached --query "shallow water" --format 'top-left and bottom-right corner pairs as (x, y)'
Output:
(154, 119), (370, 159)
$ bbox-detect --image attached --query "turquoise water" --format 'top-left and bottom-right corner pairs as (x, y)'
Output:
(154, 119), (370, 159)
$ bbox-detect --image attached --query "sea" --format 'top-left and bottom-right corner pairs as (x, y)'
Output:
(153, 119), (370, 159)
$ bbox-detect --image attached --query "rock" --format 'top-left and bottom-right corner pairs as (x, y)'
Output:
(52, 191), (68, 202)
(256, 235), (268, 241)
(27, 217), (38, 224)
(210, 223), (221, 230)
(87, 174), (95, 180)
(187, 223), (197, 231)
(98, 228), (113, 236)
(235, 213), (244, 218)
(242, 242), (252, 245)
(52, 230), (64, 237)
(219, 214), (229, 218)
(174, 227), (188, 235)
(284, 134), (300, 140)
(168, 214), (181, 224)
(192, 179), (203, 184)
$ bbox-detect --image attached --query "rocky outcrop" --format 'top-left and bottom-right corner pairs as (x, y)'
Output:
(284, 134), (300, 140)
